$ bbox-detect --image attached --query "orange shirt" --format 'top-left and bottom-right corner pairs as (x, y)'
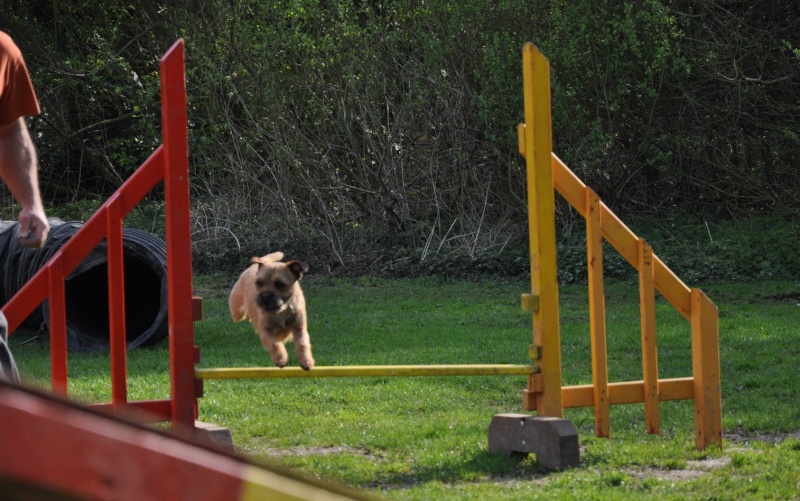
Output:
(0, 30), (40, 126)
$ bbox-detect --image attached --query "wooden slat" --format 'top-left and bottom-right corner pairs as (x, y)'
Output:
(47, 260), (67, 396)
(520, 42), (563, 417)
(586, 188), (609, 437)
(639, 239), (660, 434)
(88, 399), (173, 422)
(562, 378), (694, 408)
(654, 255), (691, 319)
(106, 196), (128, 409)
(691, 289), (722, 449)
(552, 153), (586, 214)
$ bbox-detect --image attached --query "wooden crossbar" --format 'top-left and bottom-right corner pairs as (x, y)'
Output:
(561, 378), (695, 408)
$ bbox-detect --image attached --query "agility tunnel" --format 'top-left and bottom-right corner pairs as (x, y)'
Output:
(0, 218), (168, 353)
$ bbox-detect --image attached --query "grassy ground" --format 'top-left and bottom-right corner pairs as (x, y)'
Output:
(9, 276), (800, 500)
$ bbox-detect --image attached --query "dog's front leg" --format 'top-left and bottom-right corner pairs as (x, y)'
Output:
(293, 329), (315, 370)
(259, 332), (289, 368)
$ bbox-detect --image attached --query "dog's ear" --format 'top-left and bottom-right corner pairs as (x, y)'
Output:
(249, 256), (263, 269)
(286, 260), (309, 279)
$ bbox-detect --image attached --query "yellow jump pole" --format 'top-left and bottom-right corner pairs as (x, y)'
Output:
(196, 365), (538, 380)
(518, 43), (563, 417)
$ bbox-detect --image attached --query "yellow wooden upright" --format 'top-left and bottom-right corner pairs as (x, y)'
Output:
(691, 289), (722, 449)
(518, 43), (563, 417)
(638, 239), (661, 434)
(586, 188), (609, 437)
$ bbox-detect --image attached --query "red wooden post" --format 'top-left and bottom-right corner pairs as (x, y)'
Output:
(106, 196), (128, 408)
(160, 39), (197, 428)
(47, 259), (67, 395)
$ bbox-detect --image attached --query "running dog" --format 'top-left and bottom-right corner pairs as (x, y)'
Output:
(229, 252), (314, 370)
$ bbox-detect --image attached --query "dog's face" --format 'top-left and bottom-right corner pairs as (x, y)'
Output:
(251, 257), (309, 313)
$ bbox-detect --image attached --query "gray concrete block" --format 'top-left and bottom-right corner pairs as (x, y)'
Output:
(488, 413), (579, 469)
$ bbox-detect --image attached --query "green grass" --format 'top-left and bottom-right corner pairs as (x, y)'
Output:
(9, 276), (800, 500)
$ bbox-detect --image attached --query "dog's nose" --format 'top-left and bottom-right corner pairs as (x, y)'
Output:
(258, 292), (282, 311)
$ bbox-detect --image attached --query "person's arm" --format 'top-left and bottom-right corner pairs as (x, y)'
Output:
(0, 116), (49, 248)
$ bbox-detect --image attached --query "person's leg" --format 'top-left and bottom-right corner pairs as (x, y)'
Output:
(0, 311), (21, 382)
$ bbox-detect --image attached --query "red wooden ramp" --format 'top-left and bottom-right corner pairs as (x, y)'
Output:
(0, 381), (372, 501)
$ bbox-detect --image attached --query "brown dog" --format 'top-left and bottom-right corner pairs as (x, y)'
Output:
(229, 252), (314, 370)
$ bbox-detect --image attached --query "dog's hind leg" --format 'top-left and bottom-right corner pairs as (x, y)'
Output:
(293, 330), (315, 371)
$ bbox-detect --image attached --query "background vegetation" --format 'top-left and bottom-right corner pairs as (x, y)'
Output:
(1, 0), (798, 278)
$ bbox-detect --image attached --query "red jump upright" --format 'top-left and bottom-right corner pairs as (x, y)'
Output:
(1, 39), (199, 429)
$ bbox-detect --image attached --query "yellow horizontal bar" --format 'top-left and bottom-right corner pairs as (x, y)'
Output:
(196, 364), (538, 380)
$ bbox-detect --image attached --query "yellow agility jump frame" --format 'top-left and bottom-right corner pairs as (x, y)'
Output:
(517, 43), (722, 450)
(194, 43), (722, 456)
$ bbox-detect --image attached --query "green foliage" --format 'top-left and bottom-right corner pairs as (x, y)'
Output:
(543, 0), (690, 210)
(4, 3), (163, 195)
(1, 1), (798, 275)
(547, 214), (800, 286)
(631, 216), (800, 283)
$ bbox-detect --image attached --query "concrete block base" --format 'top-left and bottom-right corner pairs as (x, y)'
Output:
(488, 413), (579, 469)
(194, 420), (235, 453)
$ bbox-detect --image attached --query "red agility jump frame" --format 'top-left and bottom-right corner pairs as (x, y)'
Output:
(1, 39), (198, 429)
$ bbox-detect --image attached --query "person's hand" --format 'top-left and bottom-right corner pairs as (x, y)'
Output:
(17, 207), (49, 248)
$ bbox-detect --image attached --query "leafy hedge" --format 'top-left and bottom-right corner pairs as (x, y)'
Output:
(2, 1), (798, 277)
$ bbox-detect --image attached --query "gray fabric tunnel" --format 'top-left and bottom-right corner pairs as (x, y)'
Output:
(0, 218), (169, 353)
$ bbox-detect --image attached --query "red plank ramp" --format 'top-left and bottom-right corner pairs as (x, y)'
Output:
(0, 381), (373, 501)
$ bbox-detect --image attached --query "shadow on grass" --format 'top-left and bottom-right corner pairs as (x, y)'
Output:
(362, 450), (553, 490)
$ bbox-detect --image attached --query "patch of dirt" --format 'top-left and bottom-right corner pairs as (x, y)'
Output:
(625, 430), (800, 482)
(627, 455), (733, 482)
(725, 428), (800, 445)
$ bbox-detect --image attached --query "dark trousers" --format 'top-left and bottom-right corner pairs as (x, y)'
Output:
(0, 311), (20, 382)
